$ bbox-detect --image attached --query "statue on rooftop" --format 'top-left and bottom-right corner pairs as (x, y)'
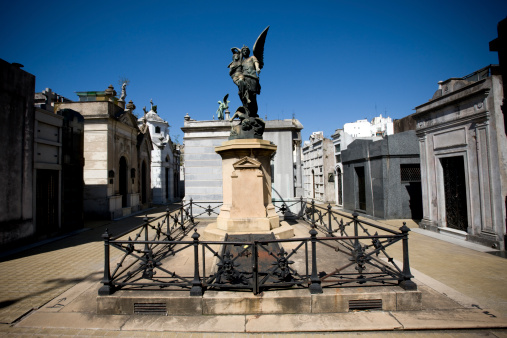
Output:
(120, 82), (127, 101)
(216, 94), (230, 120)
(228, 26), (269, 139)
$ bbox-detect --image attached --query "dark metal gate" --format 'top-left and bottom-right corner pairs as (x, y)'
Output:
(36, 169), (59, 235)
(337, 168), (343, 205)
(441, 156), (468, 231)
(355, 166), (366, 210)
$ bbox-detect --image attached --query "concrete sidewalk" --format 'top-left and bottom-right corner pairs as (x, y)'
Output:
(1, 207), (507, 336)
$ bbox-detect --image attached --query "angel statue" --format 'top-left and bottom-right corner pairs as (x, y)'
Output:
(120, 82), (127, 101)
(228, 26), (269, 139)
(216, 94), (230, 120)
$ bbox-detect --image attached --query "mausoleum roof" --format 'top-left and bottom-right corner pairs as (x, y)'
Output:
(137, 110), (167, 124)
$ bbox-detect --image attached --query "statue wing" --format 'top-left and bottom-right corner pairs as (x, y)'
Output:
(253, 26), (269, 70)
(223, 93), (229, 103)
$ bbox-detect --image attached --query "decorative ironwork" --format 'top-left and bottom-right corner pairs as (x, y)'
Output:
(99, 199), (416, 296)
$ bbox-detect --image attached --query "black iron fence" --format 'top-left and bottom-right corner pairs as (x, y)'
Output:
(99, 198), (416, 296)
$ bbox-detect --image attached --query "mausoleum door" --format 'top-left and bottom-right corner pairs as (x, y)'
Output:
(36, 169), (59, 235)
(165, 168), (169, 200)
(441, 156), (468, 232)
(141, 161), (147, 204)
(119, 157), (128, 208)
(355, 166), (366, 211)
(337, 168), (343, 206)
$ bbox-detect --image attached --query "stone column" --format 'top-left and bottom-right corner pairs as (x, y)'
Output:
(294, 139), (304, 197)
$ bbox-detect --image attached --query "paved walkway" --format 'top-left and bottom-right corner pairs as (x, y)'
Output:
(0, 206), (506, 336)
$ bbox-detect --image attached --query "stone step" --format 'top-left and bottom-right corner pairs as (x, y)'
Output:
(97, 286), (421, 315)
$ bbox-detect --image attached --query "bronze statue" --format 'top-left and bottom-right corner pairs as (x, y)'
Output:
(228, 26), (269, 139)
(216, 94), (229, 120)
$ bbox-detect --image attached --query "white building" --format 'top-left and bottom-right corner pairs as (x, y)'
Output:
(332, 115), (394, 206)
(138, 102), (181, 204)
(343, 115), (393, 138)
(302, 132), (335, 203)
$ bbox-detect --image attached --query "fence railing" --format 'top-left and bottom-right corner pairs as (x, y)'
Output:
(99, 198), (416, 296)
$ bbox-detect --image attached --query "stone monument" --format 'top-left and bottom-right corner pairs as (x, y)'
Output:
(204, 26), (293, 240)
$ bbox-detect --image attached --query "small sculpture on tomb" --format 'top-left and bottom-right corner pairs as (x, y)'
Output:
(216, 94), (230, 120)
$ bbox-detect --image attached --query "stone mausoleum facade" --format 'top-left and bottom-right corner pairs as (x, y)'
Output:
(414, 65), (506, 249)
(1, 59), (85, 247)
(56, 86), (153, 219)
(341, 131), (422, 219)
(302, 132), (335, 203)
(137, 102), (181, 204)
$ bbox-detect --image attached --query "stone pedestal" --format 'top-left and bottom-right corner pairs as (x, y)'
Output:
(203, 139), (293, 240)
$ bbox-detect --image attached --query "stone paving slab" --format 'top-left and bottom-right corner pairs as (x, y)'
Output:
(245, 312), (401, 332)
(391, 308), (507, 330)
(121, 314), (246, 332)
(14, 312), (128, 331)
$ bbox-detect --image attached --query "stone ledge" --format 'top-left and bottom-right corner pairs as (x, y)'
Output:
(202, 221), (294, 241)
(97, 285), (421, 316)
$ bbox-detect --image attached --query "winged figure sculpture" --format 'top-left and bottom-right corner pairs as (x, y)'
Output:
(216, 93), (230, 120)
(228, 26), (269, 121)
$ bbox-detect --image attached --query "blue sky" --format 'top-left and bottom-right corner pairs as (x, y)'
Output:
(1, 1), (506, 142)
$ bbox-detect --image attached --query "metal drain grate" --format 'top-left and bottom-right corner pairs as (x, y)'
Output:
(134, 303), (167, 315)
(348, 299), (382, 311)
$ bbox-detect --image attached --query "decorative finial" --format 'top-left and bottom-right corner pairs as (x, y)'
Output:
(126, 100), (136, 111)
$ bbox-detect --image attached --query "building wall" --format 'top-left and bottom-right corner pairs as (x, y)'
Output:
(0, 59), (35, 246)
(302, 133), (335, 203)
(263, 119), (303, 200)
(341, 131), (421, 219)
(139, 112), (180, 204)
(34, 108), (63, 237)
(331, 129), (381, 206)
(182, 120), (229, 206)
(414, 66), (506, 249)
(56, 101), (147, 219)
(59, 109), (84, 230)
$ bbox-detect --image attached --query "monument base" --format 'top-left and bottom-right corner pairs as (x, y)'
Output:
(203, 138), (294, 240)
(203, 221), (294, 241)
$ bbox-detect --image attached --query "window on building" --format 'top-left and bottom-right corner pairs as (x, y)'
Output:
(335, 154), (341, 163)
(400, 164), (421, 182)
(155, 126), (161, 134)
(335, 144), (341, 152)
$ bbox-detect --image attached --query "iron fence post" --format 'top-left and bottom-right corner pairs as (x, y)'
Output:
(311, 199), (316, 228)
(180, 203), (184, 226)
(327, 204), (333, 236)
(299, 196), (304, 219)
(399, 222), (417, 290)
(143, 215), (149, 254)
(253, 241), (259, 294)
(309, 225), (323, 294)
(352, 212), (359, 248)
(98, 229), (113, 295)
(190, 229), (203, 296)
(190, 198), (193, 219)
(165, 207), (171, 239)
